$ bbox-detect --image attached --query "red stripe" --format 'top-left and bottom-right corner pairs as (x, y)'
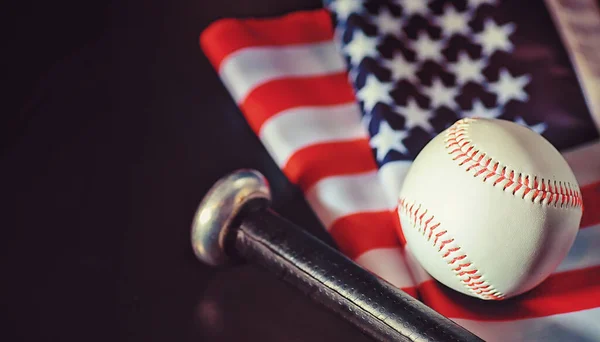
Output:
(329, 211), (401, 260)
(199, 9), (333, 70)
(581, 181), (600, 228)
(283, 139), (378, 192)
(419, 265), (600, 321)
(239, 73), (356, 134)
(401, 286), (419, 298)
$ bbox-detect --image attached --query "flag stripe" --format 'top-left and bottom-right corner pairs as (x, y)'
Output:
(454, 306), (600, 342)
(259, 103), (367, 167)
(282, 139), (378, 192)
(353, 247), (416, 289)
(220, 41), (346, 103)
(304, 171), (395, 230)
(420, 264), (600, 321)
(329, 211), (400, 259)
(556, 223), (600, 272)
(199, 9), (334, 71)
(240, 73), (357, 134)
(562, 140), (600, 187)
(378, 160), (413, 204)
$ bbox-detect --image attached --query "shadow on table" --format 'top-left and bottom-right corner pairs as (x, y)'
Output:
(194, 265), (372, 341)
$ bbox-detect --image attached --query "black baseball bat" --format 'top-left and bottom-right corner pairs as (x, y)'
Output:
(190, 169), (483, 342)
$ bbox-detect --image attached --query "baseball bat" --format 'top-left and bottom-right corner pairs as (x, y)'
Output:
(190, 169), (483, 342)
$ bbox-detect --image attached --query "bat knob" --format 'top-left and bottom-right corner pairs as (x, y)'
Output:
(190, 169), (271, 266)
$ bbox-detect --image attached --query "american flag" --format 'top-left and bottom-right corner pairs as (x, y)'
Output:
(199, 0), (600, 340)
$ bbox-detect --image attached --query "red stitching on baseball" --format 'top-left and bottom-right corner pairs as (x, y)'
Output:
(398, 198), (505, 300)
(458, 269), (478, 276)
(448, 254), (467, 264)
(465, 280), (484, 286)
(443, 246), (460, 258)
(453, 262), (472, 271)
(433, 230), (446, 246)
(444, 118), (583, 209)
(462, 275), (481, 283)
(440, 241), (456, 253)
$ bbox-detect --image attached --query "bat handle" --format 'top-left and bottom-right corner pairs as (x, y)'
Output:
(190, 169), (483, 342)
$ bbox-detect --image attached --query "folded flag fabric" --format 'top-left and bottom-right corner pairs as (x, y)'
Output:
(199, 1), (600, 340)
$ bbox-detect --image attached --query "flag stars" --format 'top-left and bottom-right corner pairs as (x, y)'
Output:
(356, 74), (395, 113)
(394, 98), (434, 133)
(475, 19), (516, 56)
(448, 52), (486, 85)
(467, 0), (497, 11)
(328, 0), (364, 21)
(422, 77), (459, 109)
(435, 5), (471, 36)
(400, 0), (431, 17)
(488, 68), (530, 105)
(333, 0), (536, 163)
(515, 116), (547, 135)
(374, 7), (404, 37)
(411, 32), (445, 64)
(460, 99), (501, 119)
(383, 53), (418, 83)
(468, 0), (497, 8)
(343, 30), (380, 65)
(370, 121), (410, 160)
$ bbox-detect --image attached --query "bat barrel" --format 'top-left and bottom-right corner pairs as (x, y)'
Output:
(191, 169), (483, 342)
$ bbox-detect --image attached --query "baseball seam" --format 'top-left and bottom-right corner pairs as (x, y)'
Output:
(398, 198), (505, 300)
(444, 118), (583, 209)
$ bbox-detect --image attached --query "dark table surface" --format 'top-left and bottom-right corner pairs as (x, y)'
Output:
(4, 1), (373, 341)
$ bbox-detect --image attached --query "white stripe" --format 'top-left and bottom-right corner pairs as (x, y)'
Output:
(259, 103), (367, 167)
(453, 307), (600, 342)
(556, 223), (600, 272)
(378, 160), (413, 205)
(304, 171), (394, 230)
(354, 247), (416, 289)
(219, 41), (346, 103)
(562, 140), (600, 187)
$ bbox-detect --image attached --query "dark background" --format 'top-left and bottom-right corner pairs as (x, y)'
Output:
(4, 1), (372, 341)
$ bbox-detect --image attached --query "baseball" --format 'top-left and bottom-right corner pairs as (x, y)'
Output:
(397, 118), (583, 300)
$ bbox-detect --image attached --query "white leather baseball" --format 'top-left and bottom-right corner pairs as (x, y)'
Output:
(397, 118), (583, 300)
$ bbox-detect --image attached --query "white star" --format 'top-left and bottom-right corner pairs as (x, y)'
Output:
(383, 53), (418, 82)
(488, 68), (530, 105)
(475, 19), (515, 56)
(422, 78), (459, 109)
(356, 74), (395, 113)
(467, 0), (497, 9)
(459, 99), (501, 119)
(394, 98), (434, 132)
(515, 116), (547, 135)
(411, 32), (445, 63)
(343, 30), (380, 65)
(374, 7), (404, 37)
(328, 0), (364, 21)
(399, 0), (430, 17)
(370, 120), (410, 160)
(448, 52), (486, 85)
(435, 5), (471, 37)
